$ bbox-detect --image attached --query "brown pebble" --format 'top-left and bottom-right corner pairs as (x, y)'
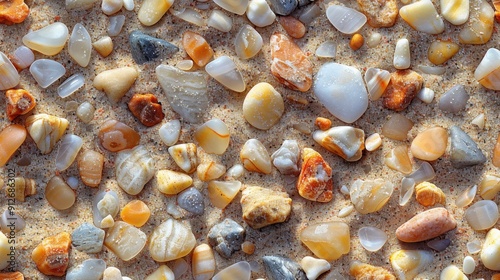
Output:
(383, 70), (423, 111)
(0, 0), (29, 25)
(31, 232), (71, 277)
(128, 93), (165, 127)
(279, 16), (306, 39)
(297, 148), (333, 202)
(349, 34), (364, 50)
(314, 117), (331, 131)
(241, 241), (255, 255)
(5, 89), (36, 121)
(0, 272), (24, 280)
(98, 119), (140, 152)
(396, 207), (457, 243)
(182, 31), (214, 67)
(357, 0), (398, 28)
(240, 185), (292, 229)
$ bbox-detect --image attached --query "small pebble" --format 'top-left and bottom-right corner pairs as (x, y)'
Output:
(441, 0), (470, 25)
(0, 0), (29, 24)
(58, 73), (84, 98)
(349, 33), (364, 51)
(366, 32), (382, 48)
(315, 41), (337, 58)
(25, 114), (68, 154)
(149, 219), (196, 262)
(416, 87), (435, 104)
(177, 187), (205, 215)
(197, 161), (226, 181)
(213, 0), (249, 15)
(384, 145), (412, 174)
(449, 126), (486, 168)
(394, 38), (410, 70)
(115, 145), (156, 195)
(462, 256), (475, 274)
(128, 93), (165, 127)
(456, 184), (477, 208)
(103, 267), (122, 280)
(138, 0), (173, 26)
(123, 0), (134, 10)
(415, 181), (446, 207)
(205, 56), (246, 92)
(31, 232), (71, 276)
(156, 169), (193, 195)
(467, 239), (482, 254)
(441, 265), (468, 280)
(438, 85), (470, 113)
(246, 0), (275, 27)
(101, 0), (122, 15)
(9, 45), (34, 71)
(98, 119), (140, 152)
(475, 48), (500, 90)
(471, 113), (485, 129)
(326, 5), (367, 34)
(168, 143), (198, 173)
(207, 10), (233, 32)
(176, 59), (193, 70)
(182, 31), (213, 67)
(267, 0), (297, 15)
(350, 261), (395, 280)
(66, 259), (106, 280)
(55, 134), (83, 172)
(240, 139), (272, 174)
(279, 16), (305, 38)
(271, 139), (300, 175)
(0, 52), (20, 90)
(194, 118), (230, 154)
(262, 255), (307, 280)
(30, 59), (66, 88)
(338, 205), (354, 217)
(300, 256), (330, 280)
(481, 228), (500, 270)
(93, 67), (138, 102)
(129, 30), (179, 64)
(71, 222), (105, 253)
(159, 120), (181, 146)
(208, 180), (241, 209)
(479, 174), (500, 199)
(396, 207), (457, 242)
(76, 101), (95, 124)
(0, 210), (25, 232)
(69, 23), (91, 67)
(93, 190), (120, 228)
(234, 25), (263, 59)
(357, 0), (397, 27)
(459, 0), (494, 44)
(364, 67), (390, 101)
(241, 241), (255, 255)
(104, 221), (147, 261)
(241, 186), (292, 229)
(358, 226), (387, 252)
(350, 179), (393, 214)
(0, 232), (8, 270)
(300, 221), (350, 261)
(208, 218), (245, 258)
(313, 126), (365, 162)
(45, 175), (76, 210)
(399, 0), (444, 34)
(212, 261), (251, 280)
(92, 36), (113, 57)
(390, 250), (433, 280)
(120, 200), (150, 227)
(427, 238), (451, 252)
(108, 15), (125, 36)
(465, 200), (499, 230)
(383, 70), (423, 111)
(22, 22), (69, 55)
(410, 126), (448, 161)
(428, 40), (460, 65)
(146, 265), (175, 280)
(296, 147), (333, 202)
(5, 88), (36, 121)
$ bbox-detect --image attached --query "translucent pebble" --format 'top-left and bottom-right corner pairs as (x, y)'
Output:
(0, 210), (25, 232)
(45, 175), (76, 210)
(441, 0), (470, 25)
(212, 261), (251, 280)
(0, 232), (8, 270)
(30, 59), (66, 88)
(156, 169), (193, 195)
(417, 87), (435, 104)
(98, 119), (140, 152)
(166, 202), (183, 219)
(365, 133), (382, 151)
(471, 113), (485, 129)
(458, 0), (494, 45)
(108, 15), (125, 36)
(481, 228), (500, 270)
(479, 174), (500, 199)
(300, 221), (350, 261)
(171, 7), (205, 26)
(366, 32), (382, 48)
(406, 161), (436, 183)
(159, 120), (181, 146)
(338, 205), (354, 218)
(240, 139), (272, 174)
(428, 40), (460, 65)
(243, 83), (284, 130)
(0, 124), (26, 167)
(364, 68), (390, 101)
(168, 143), (198, 173)
(315, 41), (337, 58)
(234, 25), (263, 59)
(474, 48), (500, 90)
(138, 0), (173, 26)
(465, 200), (499, 230)
(149, 219), (196, 262)
(93, 190), (120, 228)
(312, 126), (365, 161)
(76, 102), (95, 124)
(104, 221), (147, 261)
(399, 0), (444, 34)
(213, 0), (249, 15)
(350, 179), (393, 214)
(271, 140), (300, 175)
(69, 23), (91, 67)
(0, 52), (20, 90)
(390, 250), (434, 280)
(92, 36), (113, 58)
(427, 239), (451, 252)
(120, 200), (150, 227)
(394, 38), (410, 70)
(208, 180), (241, 209)
(66, 176), (78, 189)
(176, 59), (193, 71)
(467, 239), (481, 254)
(205, 56), (246, 92)
(9, 45), (34, 70)
(197, 161), (226, 181)
(177, 187), (205, 215)
(22, 22), (69, 55)
(66, 259), (106, 280)
(418, 65), (446, 75)
(384, 145), (412, 174)
(93, 67), (138, 102)
(58, 74), (85, 98)
(441, 265), (468, 280)
(340, 185), (349, 196)
(462, 256), (475, 274)
(192, 244), (216, 280)
(116, 145), (155, 195)
(438, 85), (469, 113)
(26, 114), (69, 154)
(65, 0), (99, 10)
(455, 185), (477, 208)
(358, 226), (387, 252)
(103, 267), (122, 279)
(122, 0), (134, 10)
(55, 134), (83, 171)
(195, 118), (230, 154)
(326, 5), (367, 34)
(146, 265), (175, 280)
(299, 3), (321, 25)
(207, 10), (233, 32)
(226, 164), (244, 179)
(101, 0), (122, 15)
(411, 127), (448, 161)
(246, 0), (275, 27)
(399, 177), (415, 206)
(172, 258), (189, 279)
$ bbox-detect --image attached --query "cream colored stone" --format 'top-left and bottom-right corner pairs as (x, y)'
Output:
(93, 67), (138, 102)
(242, 82), (284, 130)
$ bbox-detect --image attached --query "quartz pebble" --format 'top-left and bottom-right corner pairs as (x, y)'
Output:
(366, 32), (382, 48)
(365, 134), (382, 152)
(58, 74), (85, 98)
(214, 0), (249, 15)
(410, 126), (448, 161)
(390, 250), (433, 280)
(108, 15), (125, 37)
(385, 145), (412, 174)
(296, 147), (333, 202)
(146, 265), (175, 280)
(5, 89), (36, 121)
(279, 16), (305, 39)
(93, 67), (138, 102)
(350, 179), (393, 214)
(101, 0), (122, 15)
(300, 256), (331, 280)
(438, 85), (469, 113)
(26, 114), (68, 154)
(5, 177), (36, 202)
(69, 23), (91, 67)
(156, 64), (209, 123)
(246, 0), (275, 27)
(98, 119), (140, 152)
(159, 120), (181, 146)
(105, 221), (147, 261)
(76, 102), (95, 124)
(480, 228), (500, 270)
(399, 0), (444, 34)
(197, 161), (226, 181)
(0, 210), (25, 232)
(156, 169), (193, 195)
(357, 0), (397, 27)
(93, 190), (120, 228)
(364, 68), (390, 101)
(471, 113), (485, 129)
(298, 3), (320, 24)
(138, 0), (173, 26)
(130, 31), (179, 64)
(45, 175), (76, 210)
(350, 261), (395, 280)
(427, 239), (451, 252)
(120, 200), (150, 227)
(55, 134), (83, 172)
(0, 52), (20, 90)
(234, 25), (263, 59)
(66, 259), (106, 280)
(116, 145), (155, 195)
(182, 31), (213, 67)
(479, 174), (500, 199)
(207, 10), (233, 32)
(240, 139), (272, 174)
(358, 226), (388, 252)
(241, 241), (255, 255)
(475, 48), (500, 90)
(205, 56), (246, 92)
(103, 267), (122, 280)
(382, 114), (413, 141)
(313, 126), (365, 162)
(128, 93), (165, 127)
(149, 219), (196, 262)
(240, 186), (292, 229)
(300, 221), (350, 261)
(169, 143), (198, 173)
(192, 244), (216, 280)
(428, 40), (459, 65)
(243, 83), (284, 130)
(262, 255), (307, 280)
(441, 0), (470, 25)
(30, 59), (66, 88)
(9, 45), (34, 70)
(71, 222), (105, 253)
(449, 126), (486, 168)
(400, 162), (436, 206)
(271, 139), (300, 175)
(394, 38), (410, 70)
(0, 0), (29, 24)
(92, 36), (113, 57)
(177, 187), (204, 215)
(396, 207), (457, 242)
(194, 118), (230, 154)
(415, 181), (446, 207)
(212, 261), (251, 280)
(462, 256), (475, 274)
(270, 33), (312, 92)
(417, 87), (435, 103)
(313, 63), (368, 123)
(65, 0), (98, 10)
(326, 5), (367, 34)
(208, 218), (245, 258)
(0, 124), (26, 167)
(207, 180), (241, 209)
(315, 41), (337, 58)
(459, 0), (494, 44)
(456, 184), (477, 208)
(171, 7), (205, 26)
(465, 200), (499, 230)
(32, 232), (71, 276)
(383, 70), (423, 111)
(123, 0), (134, 10)
(441, 265), (468, 279)
(23, 22), (69, 55)
(467, 239), (481, 254)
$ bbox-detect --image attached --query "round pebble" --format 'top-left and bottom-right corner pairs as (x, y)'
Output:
(242, 83), (284, 130)
(410, 127), (448, 161)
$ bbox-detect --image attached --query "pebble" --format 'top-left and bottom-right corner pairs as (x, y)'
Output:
(390, 250), (433, 280)
(459, 0), (494, 44)
(128, 93), (164, 127)
(66, 259), (106, 280)
(129, 30), (179, 64)
(262, 255), (307, 280)
(399, 0), (444, 34)
(0, 210), (25, 232)
(123, 0), (134, 10)
(467, 239), (481, 254)
(0, 0), (29, 24)
(326, 5), (367, 34)
(25, 114), (68, 154)
(417, 87), (435, 103)
(240, 185), (292, 229)
(384, 145), (412, 174)
(55, 134), (83, 172)
(191, 244), (216, 280)
(462, 256), (475, 274)
(194, 118), (230, 154)
(103, 267), (122, 280)
(207, 180), (241, 209)
(300, 221), (350, 261)
(268, 0), (297, 15)
(240, 139), (272, 174)
(168, 143), (198, 173)
(279, 16), (305, 39)
(366, 32), (382, 48)
(364, 68), (390, 101)
(159, 119), (181, 146)
(394, 38), (410, 70)
(31, 232), (71, 276)
(93, 190), (120, 228)
(427, 238), (451, 252)
(358, 226), (388, 252)
(107, 15), (125, 37)
(441, 0), (469, 25)
(65, 0), (98, 11)
(156, 64), (209, 123)
(68, 23), (91, 67)
(76, 101), (95, 124)
(212, 261), (251, 280)
(156, 169), (193, 195)
(410, 126), (448, 161)
(177, 187), (205, 215)
(479, 174), (500, 199)
(270, 33), (312, 92)
(315, 41), (337, 58)
(92, 36), (113, 57)
(101, 0), (122, 15)
(182, 31), (213, 67)
(312, 126), (365, 162)
(172, 7), (204, 25)
(120, 200), (150, 227)
(428, 40), (460, 65)
(383, 70), (423, 111)
(365, 133), (382, 152)
(197, 161), (226, 181)
(438, 85), (469, 113)
(71, 222), (105, 253)
(350, 261), (395, 280)
(116, 145), (156, 195)
(208, 218), (245, 258)
(93, 67), (138, 102)
(418, 64), (446, 75)
(465, 200), (499, 230)
(474, 48), (500, 90)
(214, 0), (249, 15)
(396, 207), (457, 242)
(207, 10), (233, 32)
(146, 265), (175, 280)
(0, 272), (23, 280)
(138, 0), (173, 26)
(300, 256), (331, 280)
(9, 45), (34, 70)
(313, 63), (368, 123)
(271, 139), (300, 175)
(149, 219), (196, 262)
(246, 0), (275, 27)
(30, 59), (66, 88)
(480, 228), (500, 270)
(400, 162), (436, 206)
(0, 52), (20, 90)
(471, 113), (485, 129)
(243, 82), (284, 130)
(7, 176), (35, 202)
(296, 147), (333, 202)
(357, 0), (397, 27)
(58, 73), (85, 98)
(104, 221), (147, 261)
(234, 25), (263, 59)
(350, 178), (393, 214)
(5, 89), (36, 121)
(45, 175), (76, 210)
(22, 22), (69, 55)
(0, 232), (7, 270)
(415, 181), (446, 207)
(205, 56), (246, 92)
(441, 265), (468, 279)
(98, 119), (140, 152)
(456, 184), (477, 208)
(449, 126), (486, 168)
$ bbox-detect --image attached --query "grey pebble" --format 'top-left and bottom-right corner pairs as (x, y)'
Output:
(268, 0), (298, 15)
(449, 126), (486, 168)
(177, 187), (204, 215)
(66, 259), (106, 280)
(427, 239), (451, 252)
(438, 85), (469, 113)
(262, 255), (307, 280)
(208, 218), (245, 258)
(129, 30), (179, 64)
(71, 222), (105, 253)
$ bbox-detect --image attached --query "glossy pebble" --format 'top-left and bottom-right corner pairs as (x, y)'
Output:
(459, 0), (494, 45)
(394, 38), (410, 70)
(358, 226), (388, 252)
(0, 124), (27, 167)
(55, 134), (83, 171)
(438, 85), (469, 113)
(326, 5), (367, 34)
(390, 250), (433, 280)
(149, 219), (196, 262)
(300, 221), (350, 261)
(9, 45), (34, 70)
(159, 120), (181, 146)
(396, 207), (457, 242)
(313, 126), (365, 162)
(129, 30), (179, 64)
(441, 265), (468, 279)
(399, 0), (444, 34)
(475, 48), (500, 90)
(243, 82), (284, 130)
(194, 118), (230, 154)
(480, 228), (500, 270)
(364, 68), (390, 101)
(116, 145), (155, 195)
(350, 179), (393, 214)
(213, 0), (249, 15)
(58, 74), (84, 98)
(441, 0), (469, 25)
(449, 126), (486, 168)
(183, 31), (213, 67)
(25, 114), (69, 154)
(246, 0), (275, 27)
(240, 139), (272, 174)
(207, 10), (233, 32)
(93, 67), (138, 102)
(93, 36), (113, 57)
(465, 200), (499, 230)
(30, 59), (66, 88)
(69, 23), (91, 67)
(168, 143), (198, 173)
(315, 41), (337, 58)
(428, 40), (460, 65)
(23, 22), (69, 55)
(171, 7), (205, 26)
(104, 221), (147, 261)
(138, 0), (173, 26)
(462, 256), (475, 274)
(177, 187), (204, 215)
(410, 127), (448, 161)
(300, 256), (330, 280)
(206, 56), (246, 92)
(101, 0), (122, 15)
(234, 25), (263, 59)
(108, 15), (125, 36)
(212, 261), (251, 280)
(0, 52), (20, 90)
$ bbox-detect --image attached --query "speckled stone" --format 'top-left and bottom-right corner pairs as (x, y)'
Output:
(262, 256), (307, 280)
(66, 259), (106, 280)
(177, 187), (204, 215)
(449, 126), (486, 168)
(208, 218), (245, 258)
(129, 30), (179, 64)
(438, 85), (469, 113)
(268, 0), (298, 15)
(71, 222), (105, 253)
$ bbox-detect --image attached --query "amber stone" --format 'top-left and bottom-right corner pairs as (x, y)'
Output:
(98, 119), (140, 152)
(5, 89), (36, 121)
(279, 16), (306, 39)
(0, 0), (29, 25)
(297, 148), (333, 202)
(383, 70), (423, 111)
(182, 31), (214, 67)
(31, 232), (71, 277)
(128, 93), (165, 127)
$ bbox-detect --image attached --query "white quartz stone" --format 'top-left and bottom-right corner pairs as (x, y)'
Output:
(300, 256), (331, 280)
(22, 22), (69, 56)
(399, 0), (444, 34)
(358, 226), (388, 252)
(394, 38), (410, 70)
(69, 23), (92, 67)
(326, 5), (367, 34)
(417, 87), (435, 104)
(108, 15), (126, 36)
(213, 0), (249, 15)
(246, 0), (275, 27)
(58, 74), (85, 98)
(315, 41), (337, 58)
(205, 56), (245, 92)
(122, 0), (134, 10)
(0, 51), (20, 90)
(30, 59), (66, 88)
(441, 0), (469, 25)
(208, 10), (233, 32)
(159, 120), (181, 146)
(475, 48), (500, 90)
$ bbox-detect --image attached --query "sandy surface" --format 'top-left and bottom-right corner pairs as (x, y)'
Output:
(1, 0), (500, 278)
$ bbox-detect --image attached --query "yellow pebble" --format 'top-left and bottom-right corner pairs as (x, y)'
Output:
(120, 200), (151, 227)
(415, 182), (446, 207)
(242, 82), (284, 130)
(427, 40), (459, 65)
(349, 34), (364, 50)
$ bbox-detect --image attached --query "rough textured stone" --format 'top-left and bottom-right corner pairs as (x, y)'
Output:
(71, 222), (105, 253)
(449, 126), (487, 168)
(240, 186), (292, 229)
(383, 70), (423, 111)
(357, 0), (398, 28)
(129, 30), (179, 64)
(177, 187), (205, 215)
(208, 218), (245, 258)
(262, 256), (307, 280)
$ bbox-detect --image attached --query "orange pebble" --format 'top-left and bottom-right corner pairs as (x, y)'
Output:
(0, 271), (24, 280)
(350, 34), (364, 50)
(31, 232), (71, 277)
(182, 31), (214, 67)
(0, 0), (29, 25)
(279, 16), (306, 39)
(493, 133), (500, 168)
(6, 89), (36, 121)
(314, 117), (332, 131)
(0, 124), (27, 167)
(120, 200), (151, 227)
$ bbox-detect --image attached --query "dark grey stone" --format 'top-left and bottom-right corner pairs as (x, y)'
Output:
(268, 0), (298, 15)
(298, 0), (313, 7)
(262, 255), (307, 280)
(177, 187), (204, 215)
(129, 30), (179, 64)
(438, 85), (469, 113)
(207, 218), (245, 258)
(449, 126), (486, 168)
(71, 222), (105, 253)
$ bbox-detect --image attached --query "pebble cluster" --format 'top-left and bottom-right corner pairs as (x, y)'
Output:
(2, 0), (500, 279)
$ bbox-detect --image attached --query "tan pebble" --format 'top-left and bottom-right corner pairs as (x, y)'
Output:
(128, 93), (164, 127)
(312, 126), (365, 162)
(149, 219), (196, 262)
(296, 148), (333, 202)
(10, 177), (36, 202)
(182, 31), (214, 67)
(197, 161), (226, 181)
(0, 0), (29, 25)
(31, 232), (71, 277)
(115, 145), (156, 195)
(5, 89), (36, 121)
(25, 114), (69, 155)
(240, 185), (292, 229)
(314, 117), (331, 131)
(381, 113), (414, 141)
(428, 40), (459, 65)
(45, 176), (76, 210)
(234, 24), (263, 59)
(350, 178), (393, 214)
(241, 241), (255, 255)
(100, 215), (114, 228)
(92, 36), (113, 57)
(192, 244), (216, 280)
(440, 265), (468, 280)
(240, 139), (272, 174)
(365, 133), (382, 151)
(93, 67), (138, 102)
(98, 119), (140, 152)
(243, 82), (284, 130)
(120, 200), (150, 227)
(396, 207), (457, 242)
(390, 250), (433, 280)
(156, 169), (193, 195)
(145, 265), (175, 280)
(384, 145), (412, 175)
(349, 34), (364, 51)
(350, 261), (395, 280)
(78, 150), (104, 187)
(383, 70), (423, 111)
(479, 174), (500, 199)
(357, 0), (397, 27)
(0, 124), (26, 167)
(300, 221), (350, 261)
(0, 271), (24, 280)
(138, 0), (174, 26)
(493, 133), (500, 167)
(194, 118), (230, 155)
(0, 232), (10, 270)
(104, 221), (147, 261)
(415, 182), (446, 207)
(207, 180), (241, 209)
(168, 143), (198, 174)
(292, 122), (312, 135)
(287, 95), (309, 105)
(481, 228), (500, 270)
(279, 16), (305, 38)
(459, 0), (494, 45)
(399, 0), (444, 34)
(494, 273), (500, 280)
(410, 126), (448, 161)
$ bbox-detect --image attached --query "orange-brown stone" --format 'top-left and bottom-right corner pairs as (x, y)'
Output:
(279, 16), (306, 39)
(182, 31), (213, 67)
(31, 232), (71, 277)
(128, 93), (164, 127)
(5, 89), (36, 121)
(0, 272), (24, 280)
(297, 148), (333, 202)
(383, 70), (423, 111)
(0, 0), (29, 25)
(357, 0), (398, 28)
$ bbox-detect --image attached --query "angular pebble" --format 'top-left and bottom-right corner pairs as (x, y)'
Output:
(92, 36), (113, 58)
(116, 145), (156, 195)
(138, 0), (174, 26)
(383, 70), (423, 111)
(22, 22), (69, 56)
(93, 190), (120, 228)
(297, 147), (333, 202)
(241, 186), (292, 229)
(312, 126), (365, 162)
(438, 85), (469, 113)
(480, 228), (500, 270)
(350, 261), (395, 280)
(168, 143), (198, 173)
(428, 40), (460, 65)
(465, 200), (499, 230)
(271, 139), (300, 175)
(357, 0), (397, 27)
(66, 259), (106, 280)
(449, 126), (486, 168)
(207, 10), (233, 32)
(399, 0), (444, 34)
(441, 0), (469, 25)
(390, 250), (433, 280)
(326, 5), (367, 34)
(475, 48), (500, 90)
(177, 187), (204, 215)
(364, 67), (390, 101)
(214, 0), (249, 15)
(212, 261), (251, 280)
(104, 221), (147, 261)
(262, 255), (307, 280)
(107, 15), (125, 37)
(234, 25), (263, 59)
(30, 59), (66, 88)
(410, 127), (448, 161)
(268, 0), (297, 16)
(279, 16), (306, 39)
(300, 256), (331, 280)
(71, 223), (105, 253)
(0, 0), (29, 24)
(396, 207), (457, 242)
(350, 179), (393, 214)
(459, 0), (494, 45)
(240, 138), (272, 174)
(31, 232), (71, 277)
(93, 67), (138, 102)
(130, 30), (179, 64)
(205, 56), (245, 92)
(246, 0), (275, 27)
(159, 120), (181, 146)
(0, 52), (20, 90)
(208, 218), (245, 258)
(300, 221), (350, 261)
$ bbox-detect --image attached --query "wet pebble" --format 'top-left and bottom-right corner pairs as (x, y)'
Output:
(30, 59), (66, 88)
(449, 126), (486, 168)
(262, 255), (307, 280)
(177, 187), (205, 215)
(312, 126), (365, 161)
(246, 0), (275, 27)
(279, 16), (305, 39)
(399, 0), (444, 34)
(32, 232), (71, 276)
(128, 93), (165, 127)
(438, 85), (469, 113)
(159, 119), (181, 146)
(66, 259), (106, 280)
(243, 83), (284, 130)
(480, 228), (500, 270)
(383, 70), (423, 111)
(300, 256), (331, 280)
(129, 30), (179, 64)
(326, 5), (367, 34)
(268, 0), (297, 16)
(71, 222), (105, 253)
(208, 218), (245, 258)
(410, 126), (448, 161)
(428, 40), (459, 65)
(390, 250), (433, 280)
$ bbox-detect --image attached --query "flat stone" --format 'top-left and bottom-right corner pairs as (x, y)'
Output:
(177, 187), (204, 215)
(357, 0), (398, 27)
(268, 0), (298, 16)
(129, 30), (179, 64)
(262, 255), (307, 280)
(71, 222), (105, 253)
(449, 126), (486, 168)
(66, 259), (106, 280)
(438, 85), (470, 113)
(208, 218), (245, 258)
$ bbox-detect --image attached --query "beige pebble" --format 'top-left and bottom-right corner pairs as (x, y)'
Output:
(441, 0), (470, 25)
(300, 221), (350, 261)
(390, 250), (433, 280)
(240, 185), (292, 229)
(350, 178), (393, 214)
(145, 265), (175, 280)
(196, 161), (226, 182)
(479, 174), (500, 199)
(384, 145), (412, 175)
(240, 139), (272, 174)
(194, 118), (230, 155)
(480, 228), (500, 270)
(101, 0), (122, 15)
(410, 127), (448, 161)
(241, 241), (255, 255)
(493, 133), (500, 167)
(350, 261), (395, 280)
(156, 169), (193, 195)
(103, 267), (122, 280)
(104, 221), (146, 261)
(459, 0), (494, 44)
(399, 0), (444, 34)
(25, 114), (68, 155)
(301, 256), (331, 280)
(312, 126), (365, 162)
(208, 180), (241, 209)
(149, 219), (196, 262)
(415, 181), (446, 207)
(192, 244), (216, 280)
(357, 0), (397, 28)
(93, 67), (138, 102)
(242, 82), (284, 130)
(168, 143), (198, 174)
(365, 133), (382, 151)
(396, 207), (457, 242)
(138, 0), (174, 26)
(92, 36), (113, 57)
(440, 265), (468, 279)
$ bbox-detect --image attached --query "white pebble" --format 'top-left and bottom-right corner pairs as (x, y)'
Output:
(358, 226), (388, 252)
(315, 41), (337, 58)
(76, 101), (95, 124)
(399, 0), (444, 34)
(159, 120), (181, 146)
(300, 256), (331, 280)
(205, 56), (246, 92)
(101, 0), (123, 15)
(467, 239), (481, 254)
(366, 32), (382, 48)
(176, 60), (194, 71)
(58, 74), (84, 98)
(30, 59), (66, 88)
(418, 65), (446, 75)
(108, 15), (126, 36)
(166, 202), (183, 219)
(69, 23), (91, 67)
(213, 0), (249, 15)
(170, 7), (205, 26)
(481, 228), (500, 270)
(234, 25), (263, 59)
(103, 267), (122, 280)
(208, 10), (233, 32)
(326, 5), (367, 34)
(394, 38), (410, 70)
(226, 164), (244, 179)
(465, 200), (499, 231)
(67, 176), (79, 189)
(337, 205), (354, 217)
(471, 113), (485, 129)
(9, 45), (34, 70)
(299, 4), (321, 25)
(22, 22), (69, 56)
(340, 185), (350, 196)
(416, 87), (435, 104)
(365, 133), (382, 151)
(0, 210), (26, 232)
(246, 0), (275, 27)
(462, 256), (475, 274)
(122, 0), (134, 10)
